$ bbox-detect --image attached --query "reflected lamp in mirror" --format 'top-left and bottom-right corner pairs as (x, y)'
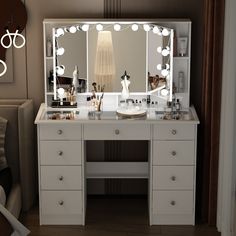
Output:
(94, 31), (115, 92)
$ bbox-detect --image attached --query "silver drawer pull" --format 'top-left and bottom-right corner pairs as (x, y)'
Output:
(171, 151), (177, 156)
(58, 176), (64, 181)
(57, 129), (63, 135)
(171, 176), (176, 181)
(58, 200), (64, 206)
(171, 129), (177, 135)
(115, 129), (120, 135)
(58, 151), (63, 156)
(170, 200), (176, 206)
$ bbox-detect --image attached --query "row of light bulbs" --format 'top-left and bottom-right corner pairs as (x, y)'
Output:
(55, 23), (170, 37)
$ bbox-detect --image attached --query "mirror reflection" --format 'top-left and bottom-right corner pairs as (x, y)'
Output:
(53, 22), (173, 97)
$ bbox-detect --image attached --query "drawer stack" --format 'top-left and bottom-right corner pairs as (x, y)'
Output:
(38, 124), (84, 225)
(152, 123), (196, 225)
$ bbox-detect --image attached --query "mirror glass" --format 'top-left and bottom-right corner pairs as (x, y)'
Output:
(57, 31), (87, 80)
(88, 27), (146, 92)
(53, 22), (173, 98)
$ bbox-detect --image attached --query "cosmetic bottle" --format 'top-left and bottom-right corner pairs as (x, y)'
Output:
(72, 66), (79, 93)
(46, 39), (52, 57)
(176, 99), (181, 111)
(178, 71), (185, 93)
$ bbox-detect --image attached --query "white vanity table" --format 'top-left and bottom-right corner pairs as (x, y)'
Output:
(35, 19), (199, 226)
(35, 105), (199, 225)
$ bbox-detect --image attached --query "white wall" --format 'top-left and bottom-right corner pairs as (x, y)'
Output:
(217, 0), (236, 234)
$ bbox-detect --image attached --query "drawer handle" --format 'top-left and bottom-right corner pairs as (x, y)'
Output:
(171, 176), (176, 181)
(58, 176), (64, 181)
(115, 129), (120, 135)
(171, 151), (177, 156)
(58, 151), (63, 156)
(170, 200), (176, 206)
(58, 200), (64, 206)
(57, 129), (63, 135)
(171, 129), (177, 135)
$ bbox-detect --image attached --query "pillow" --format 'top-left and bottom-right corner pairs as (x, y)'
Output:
(0, 185), (6, 206)
(0, 167), (12, 198)
(0, 117), (8, 171)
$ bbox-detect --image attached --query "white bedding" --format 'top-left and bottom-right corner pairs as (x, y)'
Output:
(0, 185), (6, 206)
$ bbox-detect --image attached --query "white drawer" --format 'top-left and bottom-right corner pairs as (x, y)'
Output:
(153, 141), (195, 165)
(153, 124), (195, 140)
(153, 190), (194, 215)
(41, 166), (82, 190)
(84, 124), (150, 140)
(153, 166), (194, 190)
(39, 124), (82, 140)
(41, 190), (82, 215)
(40, 141), (82, 165)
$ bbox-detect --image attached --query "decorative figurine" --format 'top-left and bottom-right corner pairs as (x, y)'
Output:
(121, 71), (130, 100)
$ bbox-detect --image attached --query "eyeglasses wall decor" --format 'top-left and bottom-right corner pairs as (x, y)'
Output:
(0, 0), (27, 81)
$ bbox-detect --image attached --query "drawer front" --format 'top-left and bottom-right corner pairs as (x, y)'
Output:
(40, 141), (82, 165)
(39, 124), (82, 140)
(153, 141), (195, 165)
(41, 190), (82, 215)
(84, 124), (150, 140)
(153, 124), (195, 140)
(41, 166), (82, 190)
(153, 190), (194, 214)
(153, 166), (194, 190)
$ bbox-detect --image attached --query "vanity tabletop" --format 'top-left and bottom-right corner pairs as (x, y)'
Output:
(35, 104), (199, 124)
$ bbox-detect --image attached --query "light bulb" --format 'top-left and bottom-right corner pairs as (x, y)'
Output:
(165, 64), (170, 69)
(96, 24), (103, 31)
(157, 46), (162, 53)
(162, 48), (170, 56)
(160, 89), (169, 96)
(131, 24), (138, 31)
(161, 69), (169, 77)
(81, 24), (89, 31)
(153, 26), (160, 34)
(156, 64), (162, 71)
(56, 47), (65, 56)
(56, 65), (65, 76)
(162, 28), (170, 36)
(69, 26), (77, 33)
(114, 24), (121, 31)
(143, 24), (151, 32)
(55, 28), (64, 37)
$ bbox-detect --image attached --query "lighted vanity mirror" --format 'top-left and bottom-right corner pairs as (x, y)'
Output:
(53, 21), (173, 99)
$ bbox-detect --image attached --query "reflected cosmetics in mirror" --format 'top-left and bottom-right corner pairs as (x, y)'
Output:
(177, 37), (188, 56)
